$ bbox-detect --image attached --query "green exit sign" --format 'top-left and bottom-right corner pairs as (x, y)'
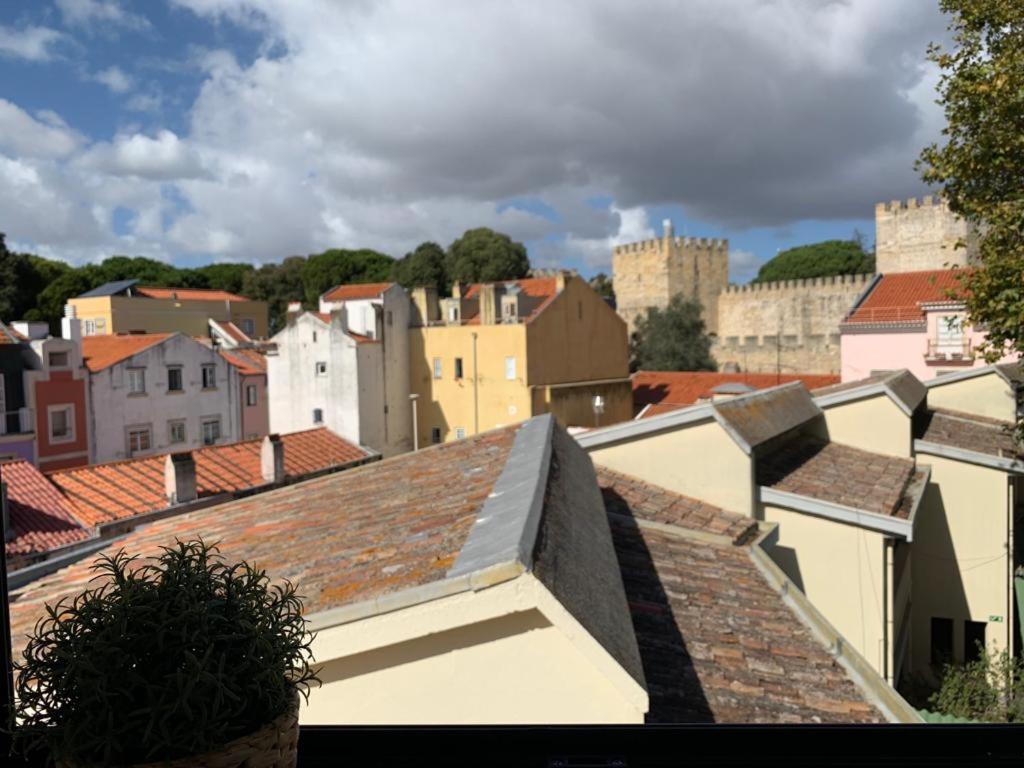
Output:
(989, 615), (1004, 623)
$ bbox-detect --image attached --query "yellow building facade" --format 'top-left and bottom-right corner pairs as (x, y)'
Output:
(68, 282), (269, 339)
(409, 274), (631, 446)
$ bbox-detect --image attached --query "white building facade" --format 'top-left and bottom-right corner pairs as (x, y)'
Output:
(85, 333), (240, 463)
(267, 283), (411, 456)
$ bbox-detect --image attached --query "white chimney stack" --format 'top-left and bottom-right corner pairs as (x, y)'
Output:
(261, 434), (286, 484)
(62, 304), (82, 344)
(164, 452), (198, 506)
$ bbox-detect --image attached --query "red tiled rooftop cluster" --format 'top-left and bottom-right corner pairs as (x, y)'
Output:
(844, 269), (965, 325)
(633, 372), (839, 418)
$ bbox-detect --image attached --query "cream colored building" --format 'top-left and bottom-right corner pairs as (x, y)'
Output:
(408, 274), (632, 446)
(68, 280), (268, 339)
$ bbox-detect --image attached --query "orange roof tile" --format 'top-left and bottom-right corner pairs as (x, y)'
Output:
(135, 286), (251, 302)
(11, 427), (518, 649)
(47, 428), (372, 527)
(633, 371), (839, 418)
(844, 269), (967, 325)
(220, 347), (267, 375)
(0, 320), (27, 344)
(461, 278), (560, 324)
(321, 282), (394, 302)
(217, 321), (252, 344)
(2, 459), (91, 559)
(81, 333), (175, 371)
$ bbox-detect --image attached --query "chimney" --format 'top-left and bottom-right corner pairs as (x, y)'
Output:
(330, 304), (349, 333)
(410, 286), (439, 326)
(261, 434), (285, 484)
(164, 452), (197, 506)
(62, 304), (81, 345)
(479, 283), (498, 325)
(1, 480), (12, 543)
(452, 282), (464, 299)
(286, 301), (302, 327)
(555, 271), (568, 293)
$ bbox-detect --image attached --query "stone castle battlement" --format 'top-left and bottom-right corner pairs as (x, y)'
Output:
(613, 236), (728, 254)
(875, 194), (946, 214)
(721, 272), (874, 295)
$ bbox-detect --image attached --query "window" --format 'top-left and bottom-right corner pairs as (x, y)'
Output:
(127, 426), (151, 456)
(49, 405), (73, 442)
(578, 301), (583, 320)
(167, 366), (183, 392)
(312, 330), (318, 343)
(931, 617), (954, 666)
(433, 357), (442, 379)
(246, 384), (258, 406)
(201, 364), (217, 389)
(316, 361), (327, 376)
(84, 319), (96, 336)
(48, 351), (69, 368)
(448, 305), (459, 322)
(127, 368), (146, 395)
(505, 356), (516, 381)
(430, 427), (442, 444)
(455, 427), (466, 439)
(201, 418), (221, 446)
(168, 420), (186, 444)
(454, 358), (464, 379)
(313, 408), (323, 424)
(965, 620), (987, 663)
(386, 310), (393, 326)
(238, 318), (256, 337)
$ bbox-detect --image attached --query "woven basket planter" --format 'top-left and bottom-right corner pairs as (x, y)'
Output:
(57, 693), (300, 768)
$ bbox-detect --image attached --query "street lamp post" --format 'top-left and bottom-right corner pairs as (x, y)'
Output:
(409, 394), (419, 451)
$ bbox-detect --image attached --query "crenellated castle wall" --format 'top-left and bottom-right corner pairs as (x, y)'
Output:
(875, 195), (976, 274)
(712, 273), (874, 375)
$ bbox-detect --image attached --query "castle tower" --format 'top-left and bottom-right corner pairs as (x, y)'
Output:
(611, 219), (729, 337)
(875, 195), (977, 274)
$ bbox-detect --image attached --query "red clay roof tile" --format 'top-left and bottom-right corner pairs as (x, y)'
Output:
(135, 286), (250, 302)
(634, 372), (839, 417)
(461, 278), (560, 324)
(321, 282), (394, 302)
(220, 347), (267, 375)
(81, 333), (175, 371)
(844, 269), (966, 325)
(1, 460), (90, 559)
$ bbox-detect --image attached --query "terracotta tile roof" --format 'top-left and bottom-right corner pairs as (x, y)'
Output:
(597, 467), (756, 543)
(220, 347), (267, 375)
(634, 372), (840, 417)
(1, 460), (91, 559)
(757, 439), (916, 517)
(602, 473), (884, 723)
(309, 313), (379, 344)
(915, 408), (1020, 461)
(9, 426), (518, 652)
(461, 278), (560, 324)
(135, 286), (250, 302)
(843, 269), (965, 325)
(47, 428), (372, 526)
(218, 321), (252, 344)
(0, 320), (27, 344)
(321, 282), (394, 302)
(81, 333), (174, 371)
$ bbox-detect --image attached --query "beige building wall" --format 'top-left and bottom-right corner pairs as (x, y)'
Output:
(875, 196), (976, 275)
(820, 396), (912, 458)
(909, 456), (1013, 679)
(587, 419), (753, 515)
(926, 373), (1017, 423)
(302, 576), (647, 725)
(714, 274), (872, 375)
(762, 505), (894, 680)
(409, 324), (530, 444)
(68, 295), (269, 338)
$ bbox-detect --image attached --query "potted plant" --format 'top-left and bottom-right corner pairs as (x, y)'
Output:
(10, 539), (319, 767)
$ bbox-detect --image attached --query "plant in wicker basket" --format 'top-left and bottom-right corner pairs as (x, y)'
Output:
(9, 538), (320, 767)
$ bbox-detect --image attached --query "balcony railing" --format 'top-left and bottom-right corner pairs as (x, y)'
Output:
(0, 407), (33, 437)
(925, 339), (973, 363)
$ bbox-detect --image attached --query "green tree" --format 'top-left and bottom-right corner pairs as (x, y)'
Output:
(446, 228), (530, 284)
(242, 256), (307, 334)
(752, 240), (874, 283)
(631, 295), (717, 372)
(192, 263), (255, 295)
(0, 234), (36, 321)
(918, 0), (1024, 370)
(95, 256), (189, 286)
(36, 266), (104, 330)
(590, 272), (615, 302)
(391, 241), (448, 295)
(929, 643), (1024, 722)
(300, 248), (394, 306)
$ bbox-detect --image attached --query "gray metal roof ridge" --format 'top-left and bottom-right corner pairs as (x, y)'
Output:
(448, 413), (556, 577)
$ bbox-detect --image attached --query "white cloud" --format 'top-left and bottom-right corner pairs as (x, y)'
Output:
(125, 92), (163, 112)
(56, 0), (150, 31)
(93, 65), (133, 93)
(78, 130), (209, 181)
(727, 249), (763, 284)
(0, 100), (83, 159)
(0, 25), (63, 61)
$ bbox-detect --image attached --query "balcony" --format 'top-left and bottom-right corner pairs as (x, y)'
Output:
(924, 339), (974, 365)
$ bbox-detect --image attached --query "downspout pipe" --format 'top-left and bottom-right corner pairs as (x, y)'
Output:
(472, 331), (479, 435)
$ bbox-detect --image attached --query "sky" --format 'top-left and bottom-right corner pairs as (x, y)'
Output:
(0, 0), (951, 283)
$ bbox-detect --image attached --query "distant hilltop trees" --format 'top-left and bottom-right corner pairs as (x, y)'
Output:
(752, 237), (875, 284)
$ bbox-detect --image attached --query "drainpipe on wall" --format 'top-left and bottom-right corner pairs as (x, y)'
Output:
(471, 331), (479, 435)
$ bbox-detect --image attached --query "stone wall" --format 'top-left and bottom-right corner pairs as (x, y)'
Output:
(875, 195), (976, 274)
(713, 273), (874, 375)
(612, 222), (729, 337)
